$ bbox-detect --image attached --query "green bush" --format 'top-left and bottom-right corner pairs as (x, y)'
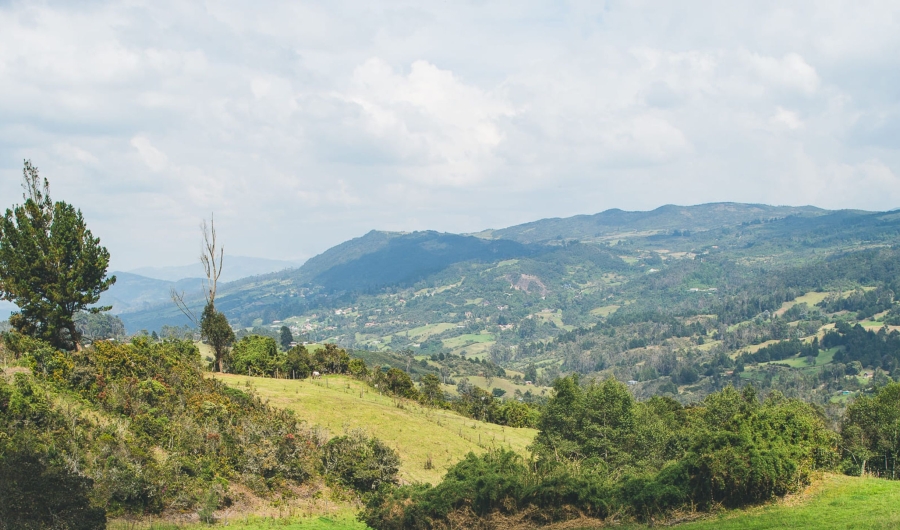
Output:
(363, 379), (839, 528)
(322, 430), (400, 492)
(0, 444), (106, 530)
(229, 335), (281, 376)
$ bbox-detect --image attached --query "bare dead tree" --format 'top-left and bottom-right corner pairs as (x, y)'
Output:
(170, 288), (199, 327)
(170, 214), (223, 326)
(200, 215), (224, 307)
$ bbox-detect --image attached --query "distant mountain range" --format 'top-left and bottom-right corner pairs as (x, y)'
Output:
(129, 256), (300, 283)
(6, 202), (898, 332)
(115, 202), (900, 333)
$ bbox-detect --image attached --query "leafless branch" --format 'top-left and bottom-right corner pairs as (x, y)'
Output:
(200, 214), (224, 306)
(170, 288), (199, 327)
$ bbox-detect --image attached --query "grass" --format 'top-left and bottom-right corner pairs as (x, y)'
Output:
(400, 322), (456, 340)
(463, 374), (551, 396)
(590, 305), (620, 317)
(451, 340), (495, 359)
(772, 291), (830, 317)
(533, 309), (566, 329)
(212, 374), (537, 485)
(630, 474), (900, 529)
(442, 332), (494, 349)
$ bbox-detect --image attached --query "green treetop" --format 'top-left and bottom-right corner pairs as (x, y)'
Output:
(0, 161), (115, 350)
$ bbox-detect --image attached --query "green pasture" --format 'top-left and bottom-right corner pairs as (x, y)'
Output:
(442, 332), (494, 349)
(590, 304), (620, 317)
(451, 340), (495, 359)
(626, 474), (900, 530)
(398, 322), (456, 340)
(463, 374), (551, 396)
(212, 374), (537, 485)
(774, 290), (830, 316)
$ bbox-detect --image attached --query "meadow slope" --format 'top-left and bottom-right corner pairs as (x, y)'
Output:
(212, 373), (537, 484)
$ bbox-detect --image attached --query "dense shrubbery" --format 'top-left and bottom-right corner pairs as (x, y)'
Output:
(363, 376), (838, 528)
(738, 337), (820, 364)
(322, 429), (401, 492)
(0, 333), (398, 524)
(826, 322), (900, 372)
(840, 382), (900, 478)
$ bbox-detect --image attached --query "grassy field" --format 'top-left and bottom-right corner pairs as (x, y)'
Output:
(774, 291), (831, 316)
(589, 304), (620, 317)
(450, 340), (495, 359)
(399, 322), (456, 340)
(212, 374), (537, 485)
(442, 332), (494, 349)
(463, 374), (552, 396)
(628, 474), (900, 530)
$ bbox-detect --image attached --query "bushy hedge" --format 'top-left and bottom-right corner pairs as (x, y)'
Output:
(362, 377), (838, 528)
(0, 334), (326, 517)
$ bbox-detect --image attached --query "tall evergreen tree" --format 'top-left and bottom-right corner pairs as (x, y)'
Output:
(280, 325), (293, 350)
(0, 161), (115, 350)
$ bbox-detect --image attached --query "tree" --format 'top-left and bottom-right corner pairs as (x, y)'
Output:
(399, 347), (415, 372)
(0, 161), (115, 350)
(73, 311), (125, 343)
(201, 303), (235, 372)
(230, 335), (281, 376)
(280, 325), (293, 350)
(174, 215), (233, 372)
(419, 374), (444, 405)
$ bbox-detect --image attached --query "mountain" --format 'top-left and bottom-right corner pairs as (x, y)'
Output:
(305, 231), (538, 292)
(115, 203), (900, 336)
(476, 202), (828, 244)
(130, 255), (300, 283)
(100, 272), (205, 315)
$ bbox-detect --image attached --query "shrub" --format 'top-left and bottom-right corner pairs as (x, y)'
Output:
(322, 430), (400, 492)
(229, 335), (281, 376)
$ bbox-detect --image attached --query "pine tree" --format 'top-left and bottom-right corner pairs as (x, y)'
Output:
(0, 161), (115, 350)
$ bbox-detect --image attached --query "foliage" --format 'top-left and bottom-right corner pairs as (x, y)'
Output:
(279, 325), (293, 350)
(0, 337), (324, 517)
(0, 161), (115, 350)
(0, 443), (106, 530)
(364, 378), (838, 527)
(229, 335), (281, 376)
(322, 430), (400, 492)
(200, 303), (234, 372)
(840, 382), (900, 478)
(74, 312), (126, 343)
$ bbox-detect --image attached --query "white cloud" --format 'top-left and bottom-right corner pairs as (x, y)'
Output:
(0, 1), (898, 269)
(130, 136), (168, 172)
(343, 58), (515, 186)
(771, 107), (803, 129)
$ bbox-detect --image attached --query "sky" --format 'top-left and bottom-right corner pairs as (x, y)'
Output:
(1, 0), (899, 271)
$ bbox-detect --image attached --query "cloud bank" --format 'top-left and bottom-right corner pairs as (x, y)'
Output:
(0, 1), (898, 269)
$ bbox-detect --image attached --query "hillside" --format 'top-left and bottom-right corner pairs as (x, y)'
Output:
(213, 373), (537, 485)
(112, 202), (900, 413)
